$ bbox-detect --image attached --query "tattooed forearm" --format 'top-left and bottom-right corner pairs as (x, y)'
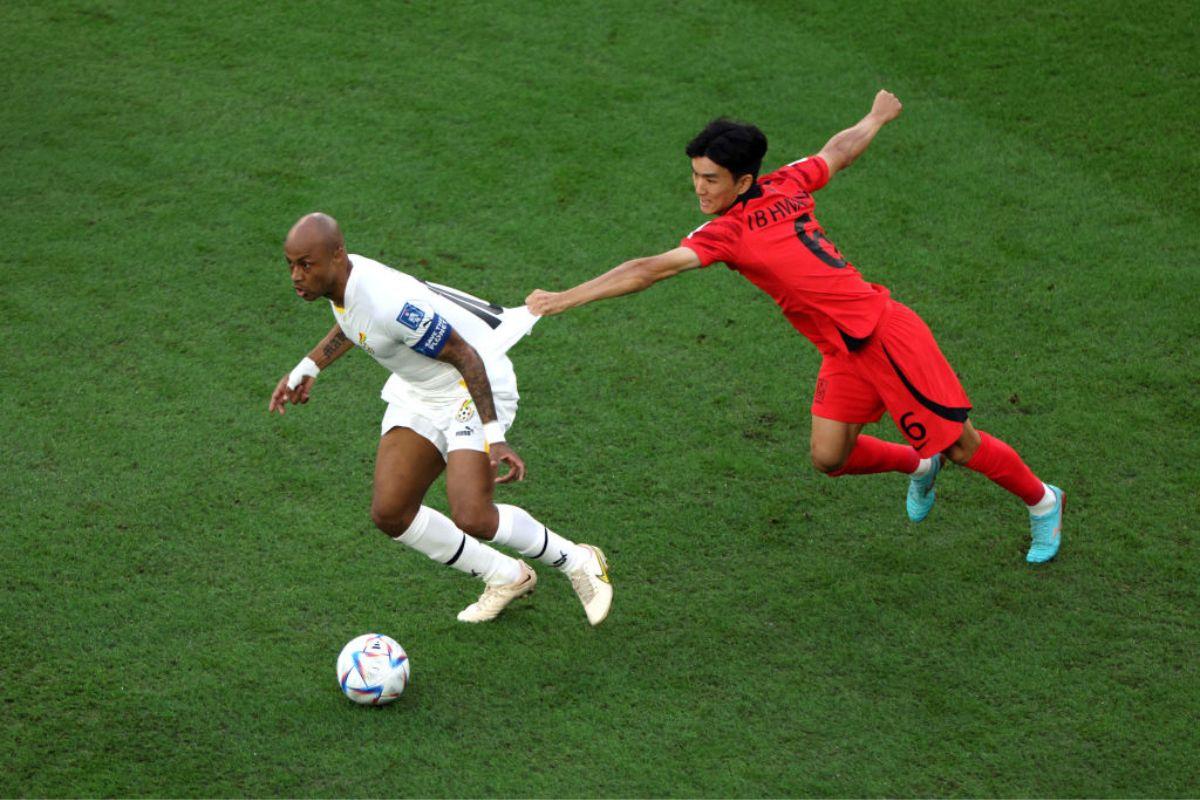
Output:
(320, 330), (351, 362)
(437, 335), (498, 423)
(456, 350), (498, 424)
(309, 325), (353, 369)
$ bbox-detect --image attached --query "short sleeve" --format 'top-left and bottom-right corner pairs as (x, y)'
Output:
(679, 216), (740, 267)
(764, 155), (830, 194)
(388, 299), (453, 357)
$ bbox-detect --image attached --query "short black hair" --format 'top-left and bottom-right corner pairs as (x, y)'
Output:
(686, 118), (768, 179)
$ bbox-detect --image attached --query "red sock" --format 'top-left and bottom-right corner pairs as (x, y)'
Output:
(830, 435), (920, 476)
(963, 431), (1045, 505)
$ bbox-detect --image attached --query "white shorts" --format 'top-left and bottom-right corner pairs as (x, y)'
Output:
(380, 382), (518, 460)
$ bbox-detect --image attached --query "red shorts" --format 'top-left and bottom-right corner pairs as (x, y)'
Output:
(811, 300), (971, 454)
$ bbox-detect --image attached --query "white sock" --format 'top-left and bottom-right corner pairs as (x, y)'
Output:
(493, 504), (589, 573)
(392, 506), (522, 585)
(1027, 484), (1057, 516)
(910, 457), (935, 478)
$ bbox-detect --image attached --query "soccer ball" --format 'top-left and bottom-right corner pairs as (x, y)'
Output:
(336, 633), (411, 705)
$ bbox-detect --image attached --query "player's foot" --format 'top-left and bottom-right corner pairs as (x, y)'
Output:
(567, 544), (612, 627)
(906, 454), (943, 522)
(456, 562), (537, 623)
(1026, 485), (1064, 564)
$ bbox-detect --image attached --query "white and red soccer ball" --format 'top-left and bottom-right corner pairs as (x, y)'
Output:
(336, 633), (410, 705)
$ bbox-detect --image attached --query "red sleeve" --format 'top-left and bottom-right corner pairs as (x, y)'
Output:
(762, 155), (830, 193)
(679, 216), (740, 267)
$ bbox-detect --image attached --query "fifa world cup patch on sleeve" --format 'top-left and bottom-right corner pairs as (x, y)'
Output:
(397, 303), (426, 330)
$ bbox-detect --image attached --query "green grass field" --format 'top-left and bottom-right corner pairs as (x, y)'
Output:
(3, 1), (1198, 796)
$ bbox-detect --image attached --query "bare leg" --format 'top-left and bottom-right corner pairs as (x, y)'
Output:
(445, 449), (500, 540)
(942, 419), (982, 465)
(370, 427), (445, 536)
(373, 427), (522, 586)
(809, 415), (863, 474)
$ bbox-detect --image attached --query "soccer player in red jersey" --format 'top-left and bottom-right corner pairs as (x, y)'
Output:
(527, 90), (1064, 563)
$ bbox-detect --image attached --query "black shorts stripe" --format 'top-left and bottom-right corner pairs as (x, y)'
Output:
(445, 534), (467, 566)
(882, 345), (971, 423)
(532, 526), (548, 560)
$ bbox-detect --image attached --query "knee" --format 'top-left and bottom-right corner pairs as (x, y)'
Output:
(944, 424), (982, 465)
(810, 444), (846, 476)
(943, 444), (971, 466)
(370, 500), (420, 537)
(451, 504), (498, 540)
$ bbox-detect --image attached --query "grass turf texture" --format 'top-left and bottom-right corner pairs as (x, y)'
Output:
(2, 0), (1198, 796)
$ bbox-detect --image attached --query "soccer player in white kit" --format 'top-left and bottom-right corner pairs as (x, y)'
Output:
(268, 213), (612, 625)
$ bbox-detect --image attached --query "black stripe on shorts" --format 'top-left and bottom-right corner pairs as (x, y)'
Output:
(882, 345), (971, 423)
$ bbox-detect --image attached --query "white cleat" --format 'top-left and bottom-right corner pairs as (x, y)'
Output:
(568, 544), (613, 627)
(457, 562), (537, 623)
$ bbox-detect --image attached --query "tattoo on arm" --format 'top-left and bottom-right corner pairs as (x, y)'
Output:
(321, 330), (350, 362)
(437, 334), (498, 424)
(309, 326), (353, 369)
(456, 350), (498, 424)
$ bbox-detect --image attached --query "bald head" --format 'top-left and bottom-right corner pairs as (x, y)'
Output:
(286, 212), (344, 254)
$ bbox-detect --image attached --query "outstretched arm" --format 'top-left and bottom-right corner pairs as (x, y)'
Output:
(436, 330), (526, 483)
(816, 89), (903, 178)
(526, 246), (701, 316)
(268, 324), (353, 414)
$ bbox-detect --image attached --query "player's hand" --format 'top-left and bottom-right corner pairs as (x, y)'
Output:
(525, 289), (568, 317)
(871, 89), (902, 124)
(489, 442), (526, 484)
(268, 373), (315, 415)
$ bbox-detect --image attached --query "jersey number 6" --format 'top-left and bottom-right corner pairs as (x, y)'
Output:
(900, 412), (927, 443)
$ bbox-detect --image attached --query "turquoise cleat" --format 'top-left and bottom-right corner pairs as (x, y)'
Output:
(1026, 485), (1065, 563)
(906, 454), (943, 522)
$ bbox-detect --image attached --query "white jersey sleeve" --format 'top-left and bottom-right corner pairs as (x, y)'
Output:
(388, 299), (454, 358)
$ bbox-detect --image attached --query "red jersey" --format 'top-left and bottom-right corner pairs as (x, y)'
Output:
(680, 155), (890, 356)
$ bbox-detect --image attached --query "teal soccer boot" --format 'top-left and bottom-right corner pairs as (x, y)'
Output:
(1026, 485), (1065, 563)
(906, 454), (943, 522)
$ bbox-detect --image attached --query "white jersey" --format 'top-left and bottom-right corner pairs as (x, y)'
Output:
(331, 254), (539, 403)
